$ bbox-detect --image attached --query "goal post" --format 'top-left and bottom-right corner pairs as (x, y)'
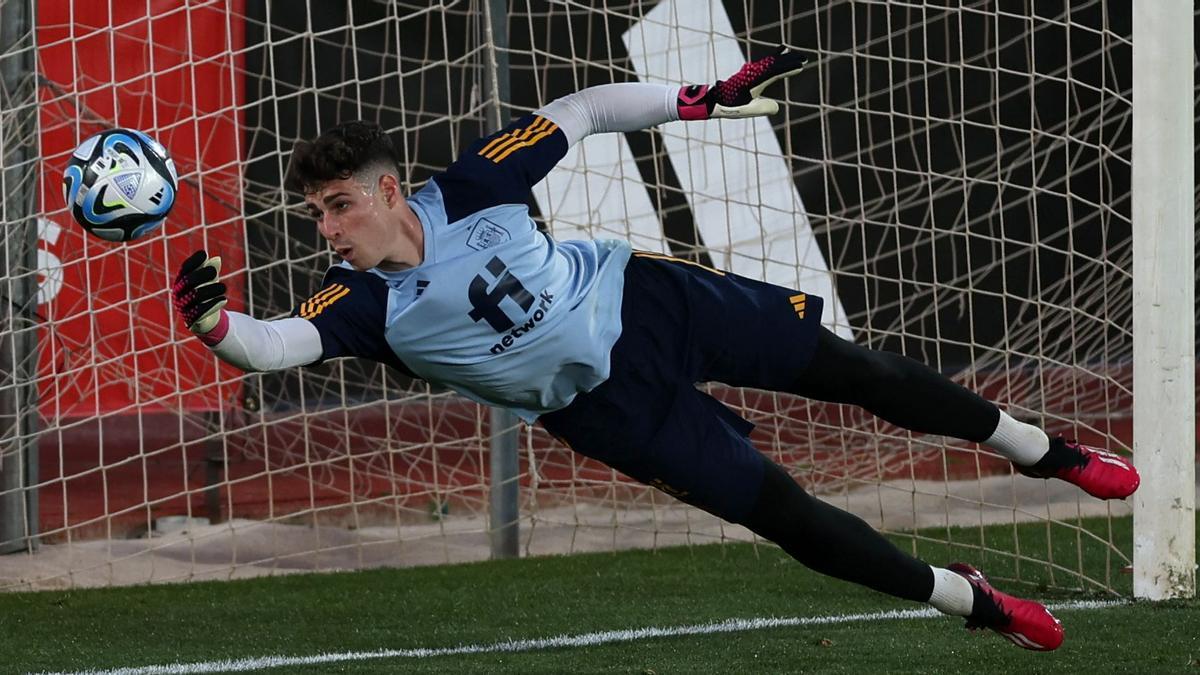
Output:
(483, 0), (521, 561)
(1131, 0), (1195, 601)
(0, 0), (40, 556)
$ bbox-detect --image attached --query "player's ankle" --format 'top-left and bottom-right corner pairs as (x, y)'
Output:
(928, 566), (973, 616)
(965, 582), (1008, 627)
(1028, 437), (1087, 474)
(985, 411), (1049, 466)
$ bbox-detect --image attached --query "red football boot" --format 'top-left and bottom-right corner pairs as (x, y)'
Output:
(1017, 437), (1140, 500)
(948, 562), (1064, 651)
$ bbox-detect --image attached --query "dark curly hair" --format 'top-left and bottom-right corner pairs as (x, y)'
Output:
(284, 120), (402, 195)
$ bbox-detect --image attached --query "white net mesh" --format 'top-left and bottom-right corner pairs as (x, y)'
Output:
(0, 0), (1186, 592)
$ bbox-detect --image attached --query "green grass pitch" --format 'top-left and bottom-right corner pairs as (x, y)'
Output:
(1, 516), (1196, 674)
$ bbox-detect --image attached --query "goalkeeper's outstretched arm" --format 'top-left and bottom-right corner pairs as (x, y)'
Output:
(172, 250), (322, 372)
(538, 47), (808, 147)
(438, 47), (809, 207)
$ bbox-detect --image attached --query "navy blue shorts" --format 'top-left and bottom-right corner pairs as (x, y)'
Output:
(540, 252), (824, 522)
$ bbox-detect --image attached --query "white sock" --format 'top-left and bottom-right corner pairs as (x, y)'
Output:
(984, 411), (1049, 466)
(928, 566), (974, 616)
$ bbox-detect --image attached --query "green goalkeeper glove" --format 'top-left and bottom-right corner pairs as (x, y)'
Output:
(172, 250), (229, 340)
(677, 47), (810, 120)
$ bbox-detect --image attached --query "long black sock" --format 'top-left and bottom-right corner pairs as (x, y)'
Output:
(739, 459), (934, 603)
(792, 328), (1000, 442)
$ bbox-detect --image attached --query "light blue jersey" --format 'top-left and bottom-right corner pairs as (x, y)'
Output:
(293, 114), (631, 420)
(367, 182), (630, 419)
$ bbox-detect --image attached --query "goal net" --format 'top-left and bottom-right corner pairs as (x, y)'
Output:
(0, 0), (1185, 592)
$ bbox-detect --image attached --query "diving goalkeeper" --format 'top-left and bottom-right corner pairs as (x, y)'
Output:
(171, 49), (1139, 653)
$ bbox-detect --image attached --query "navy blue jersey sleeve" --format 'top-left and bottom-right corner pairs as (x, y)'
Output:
(291, 266), (415, 377)
(434, 113), (567, 222)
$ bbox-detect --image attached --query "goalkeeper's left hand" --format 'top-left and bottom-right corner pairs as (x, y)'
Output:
(172, 250), (229, 343)
(677, 47), (810, 120)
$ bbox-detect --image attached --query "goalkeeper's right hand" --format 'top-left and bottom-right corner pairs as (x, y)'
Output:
(172, 250), (229, 343)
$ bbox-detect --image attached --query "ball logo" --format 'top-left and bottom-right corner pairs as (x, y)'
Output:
(113, 172), (142, 201)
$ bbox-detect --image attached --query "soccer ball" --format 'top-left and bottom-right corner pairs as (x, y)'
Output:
(62, 128), (178, 242)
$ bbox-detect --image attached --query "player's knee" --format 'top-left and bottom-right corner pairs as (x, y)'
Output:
(856, 349), (913, 392)
(822, 341), (913, 406)
(742, 460), (874, 571)
(741, 460), (824, 540)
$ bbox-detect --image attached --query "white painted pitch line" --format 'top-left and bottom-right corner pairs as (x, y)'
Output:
(38, 600), (1125, 675)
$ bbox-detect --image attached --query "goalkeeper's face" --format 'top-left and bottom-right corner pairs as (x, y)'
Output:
(303, 171), (422, 271)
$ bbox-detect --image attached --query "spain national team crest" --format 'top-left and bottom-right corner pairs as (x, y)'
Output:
(466, 218), (510, 251)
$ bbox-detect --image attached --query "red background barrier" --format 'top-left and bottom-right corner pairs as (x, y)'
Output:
(36, 0), (246, 418)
